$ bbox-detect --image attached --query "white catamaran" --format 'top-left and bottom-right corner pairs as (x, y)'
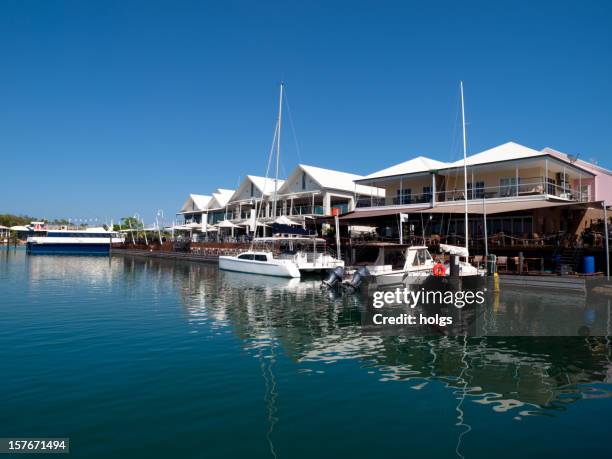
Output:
(218, 82), (343, 278)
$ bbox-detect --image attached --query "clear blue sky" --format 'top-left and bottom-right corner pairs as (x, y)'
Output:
(1, 0), (611, 224)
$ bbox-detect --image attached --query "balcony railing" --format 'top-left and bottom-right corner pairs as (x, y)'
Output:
(356, 178), (588, 208)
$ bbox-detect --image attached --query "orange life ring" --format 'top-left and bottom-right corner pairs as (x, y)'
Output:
(433, 263), (446, 277)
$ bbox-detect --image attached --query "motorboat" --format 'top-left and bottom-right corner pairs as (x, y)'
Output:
(350, 243), (436, 287)
(439, 244), (486, 278)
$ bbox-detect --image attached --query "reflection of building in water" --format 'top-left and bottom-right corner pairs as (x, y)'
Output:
(127, 255), (611, 420)
(26, 253), (121, 290)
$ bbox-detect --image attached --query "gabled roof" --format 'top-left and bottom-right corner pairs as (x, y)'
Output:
(542, 147), (612, 176)
(360, 156), (451, 181)
(248, 175), (285, 195)
(208, 188), (235, 209)
(228, 175), (285, 202)
(279, 164), (384, 196)
(179, 194), (212, 213)
(448, 141), (545, 167)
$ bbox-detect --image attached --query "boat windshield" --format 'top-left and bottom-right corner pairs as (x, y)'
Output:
(412, 248), (433, 266)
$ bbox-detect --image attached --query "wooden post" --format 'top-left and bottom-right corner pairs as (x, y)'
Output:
(604, 202), (609, 281)
(519, 251), (524, 275)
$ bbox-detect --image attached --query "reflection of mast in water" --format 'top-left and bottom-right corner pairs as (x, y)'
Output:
(256, 308), (278, 459)
(454, 335), (472, 459)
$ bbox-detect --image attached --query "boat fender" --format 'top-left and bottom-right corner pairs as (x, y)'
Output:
(433, 263), (446, 277)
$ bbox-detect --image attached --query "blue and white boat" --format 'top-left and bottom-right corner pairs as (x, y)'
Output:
(26, 225), (123, 255)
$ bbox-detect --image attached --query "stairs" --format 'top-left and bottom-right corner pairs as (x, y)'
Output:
(556, 246), (583, 274)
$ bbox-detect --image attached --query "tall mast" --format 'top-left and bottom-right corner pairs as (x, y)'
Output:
(460, 81), (469, 254)
(273, 82), (284, 218)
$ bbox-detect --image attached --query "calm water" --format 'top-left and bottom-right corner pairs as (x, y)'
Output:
(1, 247), (611, 458)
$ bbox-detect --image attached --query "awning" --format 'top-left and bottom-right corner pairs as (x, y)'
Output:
(416, 199), (603, 215)
(339, 205), (431, 220)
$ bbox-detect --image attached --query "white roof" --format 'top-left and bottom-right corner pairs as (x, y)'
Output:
(542, 147), (612, 176)
(228, 175), (285, 203)
(284, 164), (384, 196)
(361, 156), (451, 181)
(248, 175), (285, 195)
(179, 194), (212, 213)
(448, 141), (545, 168)
(208, 188), (235, 209)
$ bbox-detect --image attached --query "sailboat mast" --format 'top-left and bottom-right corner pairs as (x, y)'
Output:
(273, 82), (284, 218)
(460, 81), (469, 253)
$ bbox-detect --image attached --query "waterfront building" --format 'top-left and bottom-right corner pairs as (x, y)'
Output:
(177, 194), (212, 226)
(221, 175), (285, 226)
(204, 188), (235, 225)
(346, 141), (612, 268)
(274, 164), (384, 220)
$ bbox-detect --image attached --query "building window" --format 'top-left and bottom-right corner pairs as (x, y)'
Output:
(396, 188), (412, 204)
(422, 186), (432, 202)
(500, 178), (518, 197)
(301, 172), (306, 190)
(467, 181), (485, 199)
(250, 183), (254, 197)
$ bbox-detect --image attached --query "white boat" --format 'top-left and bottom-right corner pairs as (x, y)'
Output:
(218, 251), (301, 278)
(220, 82), (344, 278)
(26, 226), (123, 255)
(219, 236), (344, 278)
(439, 244), (486, 277)
(435, 83), (485, 282)
(352, 243), (436, 286)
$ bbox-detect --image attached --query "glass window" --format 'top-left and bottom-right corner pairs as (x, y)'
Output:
(396, 188), (411, 204)
(500, 178), (517, 197)
(254, 255), (268, 262)
(238, 254), (254, 260)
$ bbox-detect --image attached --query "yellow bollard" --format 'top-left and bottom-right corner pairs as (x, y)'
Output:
(493, 272), (500, 292)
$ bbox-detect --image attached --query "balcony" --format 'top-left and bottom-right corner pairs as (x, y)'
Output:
(356, 178), (588, 209)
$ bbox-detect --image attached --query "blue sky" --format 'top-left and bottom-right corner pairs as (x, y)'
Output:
(1, 0), (611, 223)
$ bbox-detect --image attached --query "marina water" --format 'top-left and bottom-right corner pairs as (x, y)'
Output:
(1, 247), (611, 458)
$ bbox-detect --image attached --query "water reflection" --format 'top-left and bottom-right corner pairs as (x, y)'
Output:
(4, 249), (611, 458)
(106, 256), (612, 421)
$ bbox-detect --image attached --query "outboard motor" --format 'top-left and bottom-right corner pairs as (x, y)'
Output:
(342, 266), (369, 293)
(321, 266), (345, 289)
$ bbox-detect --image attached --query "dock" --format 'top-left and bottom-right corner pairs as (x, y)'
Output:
(498, 274), (587, 292)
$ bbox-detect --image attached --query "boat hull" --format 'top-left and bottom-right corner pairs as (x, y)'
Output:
(26, 242), (110, 255)
(218, 256), (301, 278)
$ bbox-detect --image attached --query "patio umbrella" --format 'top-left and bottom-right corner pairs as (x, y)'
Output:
(274, 215), (299, 226)
(216, 220), (239, 228)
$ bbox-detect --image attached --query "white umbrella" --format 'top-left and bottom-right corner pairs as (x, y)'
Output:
(216, 220), (239, 228)
(274, 215), (299, 226)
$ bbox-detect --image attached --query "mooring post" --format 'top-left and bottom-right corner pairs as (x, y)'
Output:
(604, 202), (609, 281)
(519, 251), (524, 275)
